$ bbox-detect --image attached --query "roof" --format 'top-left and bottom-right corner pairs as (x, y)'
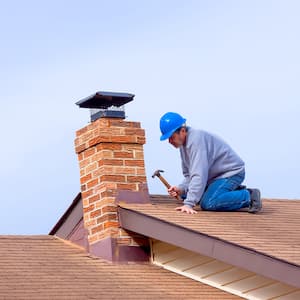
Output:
(118, 196), (300, 288)
(0, 235), (239, 299)
(49, 192), (300, 290)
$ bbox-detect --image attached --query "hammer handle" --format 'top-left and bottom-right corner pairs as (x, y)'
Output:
(158, 175), (171, 189)
(159, 175), (182, 201)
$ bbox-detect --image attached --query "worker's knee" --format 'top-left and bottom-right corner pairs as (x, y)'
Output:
(200, 198), (217, 211)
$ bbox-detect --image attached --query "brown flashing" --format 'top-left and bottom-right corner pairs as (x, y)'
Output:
(89, 237), (150, 262)
(116, 184), (151, 204)
(118, 206), (300, 288)
(49, 193), (82, 235)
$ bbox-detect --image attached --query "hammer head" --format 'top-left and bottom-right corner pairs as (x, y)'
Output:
(152, 169), (164, 178)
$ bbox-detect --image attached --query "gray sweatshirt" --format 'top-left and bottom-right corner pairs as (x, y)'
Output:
(178, 127), (245, 208)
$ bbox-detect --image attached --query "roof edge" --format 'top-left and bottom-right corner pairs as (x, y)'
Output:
(118, 206), (300, 288)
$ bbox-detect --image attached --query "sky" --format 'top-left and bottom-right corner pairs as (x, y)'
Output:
(0, 0), (299, 234)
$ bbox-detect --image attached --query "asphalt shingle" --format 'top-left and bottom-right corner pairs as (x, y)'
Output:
(0, 235), (240, 299)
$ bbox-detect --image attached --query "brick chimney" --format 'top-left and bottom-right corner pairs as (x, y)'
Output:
(74, 92), (150, 262)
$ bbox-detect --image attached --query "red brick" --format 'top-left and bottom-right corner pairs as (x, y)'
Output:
(75, 143), (87, 154)
(91, 224), (104, 235)
(124, 128), (145, 136)
(114, 167), (136, 175)
(112, 120), (140, 128)
(98, 182), (117, 190)
(97, 118), (110, 127)
(94, 151), (113, 161)
(96, 213), (117, 224)
(126, 176), (147, 183)
(137, 136), (146, 144)
(83, 204), (95, 213)
(98, 159), (123, 167)
(100, 190), (116, 198)
(111, 136), (136, 143)
(134, 151), (144, 159)
(80, 174), (92, 184)
(85, 162), (98, 173)
(96, 143), (122, 151)
(122, 144), (142, 152)
(108, 119), (136, 127)
(100, 175), (125, 182)
(93, 166), (114, 178)
(108, 119), (125, 127)
(85, 219), (96, 227)
(82, 189), (93, 199)
(124, 160), (145, 167)
(79, 158), (91, 169)
(83, 199), (89, 207)
(89, 136), (112, 147)
(77, 131), (94, 144)
(105, 227), (120, 238)
(101, 206), (117, 214)
(97, 198), (115, 208)
(136, 168), (146, 175)
(88, 194), (100, 204)
(113, 151), (134, 158)
(75, 126), (88, 137)
(83, 213), (90, 222)
(87, 178), (99, 189)
(116, 183), (137, 190)
(103, 221), (119, 229)
(90, 209), (102, 218)
(83, 147), (95, 159)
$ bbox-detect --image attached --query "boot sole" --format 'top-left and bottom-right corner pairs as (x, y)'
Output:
(248, 189), (262, 213)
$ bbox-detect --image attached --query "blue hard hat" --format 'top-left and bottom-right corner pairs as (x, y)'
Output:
(159, 112), (186, 141)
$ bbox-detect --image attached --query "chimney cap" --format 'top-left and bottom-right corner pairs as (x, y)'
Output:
(76, 91), (134, 109)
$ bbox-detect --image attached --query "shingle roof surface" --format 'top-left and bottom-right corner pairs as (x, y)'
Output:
(0, 235), (239, 299)
(120, 196), (300, 266)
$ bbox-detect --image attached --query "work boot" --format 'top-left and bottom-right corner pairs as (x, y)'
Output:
(248, 188), (262, 213)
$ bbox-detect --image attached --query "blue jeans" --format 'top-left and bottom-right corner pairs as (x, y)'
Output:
(200, 171), (250, 211)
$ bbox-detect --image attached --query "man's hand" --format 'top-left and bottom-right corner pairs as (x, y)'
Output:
(175, 205), (197, 214)
(168, 186), (182, 199)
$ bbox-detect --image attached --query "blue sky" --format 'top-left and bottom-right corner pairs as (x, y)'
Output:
(0, 0), (299, 234)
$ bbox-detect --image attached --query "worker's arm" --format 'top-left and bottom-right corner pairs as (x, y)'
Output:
(182, 133), (209, 208)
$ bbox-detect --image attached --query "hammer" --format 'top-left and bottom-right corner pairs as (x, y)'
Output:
(152, 169), (181, 201)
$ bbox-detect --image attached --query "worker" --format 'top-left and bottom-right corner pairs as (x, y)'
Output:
(159, 112), (262, 214)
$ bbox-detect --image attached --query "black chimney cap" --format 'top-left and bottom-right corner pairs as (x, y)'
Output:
(76, 91), (134, 109)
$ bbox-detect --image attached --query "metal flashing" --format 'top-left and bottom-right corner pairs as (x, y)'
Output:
(49, 193), (82, 236)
